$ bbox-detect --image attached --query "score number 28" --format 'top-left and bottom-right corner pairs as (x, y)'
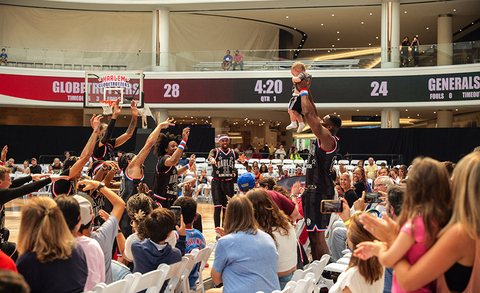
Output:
(164, 84), (180, 98)
(371, 81), (388, 96)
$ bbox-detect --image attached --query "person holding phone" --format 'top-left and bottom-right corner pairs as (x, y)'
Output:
(410, 36), (421, 67)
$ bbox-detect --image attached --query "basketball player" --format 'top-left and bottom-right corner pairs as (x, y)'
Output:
(114, 118), (175, 236)
(52, 115), (103, 196)
(92, 99), (138, 161)
(152, 127), (195, 208)
(299, 78), (342, 261)
(208, 135), (246, 228)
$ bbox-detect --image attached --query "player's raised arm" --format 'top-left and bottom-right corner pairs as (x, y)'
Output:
(68, 115), (102, 179)
(115, 100), (138, 147)
(165, 127), (190, 167)
(128, 118), (175, 176)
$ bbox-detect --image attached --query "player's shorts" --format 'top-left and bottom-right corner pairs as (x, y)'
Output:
(212, 178), (234, 208)
(288, 95), (303, 115)
(301, 190), (333, 232)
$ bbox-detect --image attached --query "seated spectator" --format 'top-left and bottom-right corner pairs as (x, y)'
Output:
(253, 165), (263, 185)
(353, 167), (372, 198)
(173, 196), (206, 290)
(258, 177), (301, 221)
(340, 173), (358, 208)
(280, 169), (289, 180)
(195, 169), (210, 199)
(6, 159), (21, 173)
(0, 270), (29, 293)
(222, 50), (233, 71)
(179, 153), (189, 167)
(16, 196), (88, 293)
(329, 212), (384, 293)
(46, 165), (54, 174)
(398, 164), (408, 180)
(0, 48), (7, 66)
(29, 158), (41, 174)
(260, 163), (268, 174)
(51, 158), (63, 174)
(246, 189), (297, 289)
(294, 166), (304, 176)
(131, 208), (186, 293)
(378, 167), (389, 177)
(0, 166), (64, 260)
(338, 162), (352, 178)
(357, 160), (365, 168)
(55, 195), (105, 291)
(210, 195), (280, 293)
(21, 160), (30, 175)
(389, 167), (400, 183)
(183, 164), (198, 188)
(263, 164), (279, 181)
(232, 50), (244, 71)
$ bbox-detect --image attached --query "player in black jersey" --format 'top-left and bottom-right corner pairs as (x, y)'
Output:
(153, 127), (195, 208)
(113, 118), (175, 236)
(208, 135), (246, 228)
(52, 115), (103, 197)
(298, 77), (342, 261)
(92, 98), (138, 161)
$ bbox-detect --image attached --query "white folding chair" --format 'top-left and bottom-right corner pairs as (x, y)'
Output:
(126, 263), (170, 293)
(293, 159), (305, 167)
(283, 159), (294, 165)
(181, 243), (215, 293)
(350, 159), (360, 166)
(272, 280), (297, 293)
(337, 160), (349, 166)
(248, 159), (259, 166)
(92, 278), (133, 293)
(271, 159), (282, 165)
(376, 160), (388, 166)
(292, 272), (315, 293)
(195, 157), (206, 164)
(164, 257), (190, 293)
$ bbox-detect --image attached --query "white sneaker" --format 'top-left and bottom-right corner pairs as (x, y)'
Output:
(297, 122), (305, 133)
(286, 122), (297, 130)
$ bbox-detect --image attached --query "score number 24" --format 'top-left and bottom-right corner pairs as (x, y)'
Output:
(371, 81), (388, 96)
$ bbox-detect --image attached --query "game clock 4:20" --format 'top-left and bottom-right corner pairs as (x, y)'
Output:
(254, 79), (283, 102)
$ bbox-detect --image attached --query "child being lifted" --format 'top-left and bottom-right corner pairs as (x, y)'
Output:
(286, 62), (311, 133)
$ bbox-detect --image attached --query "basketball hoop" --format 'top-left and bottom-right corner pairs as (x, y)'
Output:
(99, 100), (115, 115)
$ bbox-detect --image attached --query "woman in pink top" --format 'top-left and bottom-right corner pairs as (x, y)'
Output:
(354, 157), (452, 293)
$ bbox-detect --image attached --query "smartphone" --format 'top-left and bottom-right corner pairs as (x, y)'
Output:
(364, 192), (383, 204)
(320, 200), (343, 214)
(170, 206), (182, 228)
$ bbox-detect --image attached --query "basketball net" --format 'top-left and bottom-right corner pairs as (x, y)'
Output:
(99, 100), (115, 115)
(139, 104), (153, 129)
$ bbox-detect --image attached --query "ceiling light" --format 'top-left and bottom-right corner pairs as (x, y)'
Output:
(369, 43), (371, 46)
(376, 36), (378, 39)
(408, 116), (410, 119)
(208, 116), (211, 118)
(404, 11), (407, 13)
(286, 16), (289, 18)
(334, 112), (336, 114)
(190, 116), (193, 119)
(417, 114), (420, 116)
(327, 50), (330, 53)
(337, 38), (340, 41)
(356, 109), (359, 111)
(337, 31), (340, 34)
(434, 111), (436, 114)
(453, 8), (456, 12)
(332, 45), (335, 47)
(361, 21), (364, 25)
(406, 109), (408, 111)
(426, 27), (429, 30)
(244, 124), (246, 126)
(456, 109), (458, 111)
(370, 13), (373, 15)
(321, 23), (324, 26)
(460, 29), (462, 32)
(332, 14), (335, 17)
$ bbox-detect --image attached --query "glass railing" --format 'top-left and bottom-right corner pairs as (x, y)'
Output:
(0, 41), (478, 72)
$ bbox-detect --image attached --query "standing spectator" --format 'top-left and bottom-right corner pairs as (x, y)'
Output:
(245, 144), (254, 159)
(222, 50), (233, 71)
(232, 50), (244, 71)
(401, 36), (410, 67)
(29, 158), (42, 174)
(275, 145), (286, 160)
(365, 157), (378, 180)
(410, 36), (420, 67)
(0, 49), (7, 66)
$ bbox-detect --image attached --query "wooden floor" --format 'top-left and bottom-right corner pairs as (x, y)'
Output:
(5, 197), (216, 280)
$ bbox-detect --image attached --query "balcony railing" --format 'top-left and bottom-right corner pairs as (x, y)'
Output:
(0, 41), (478, 72)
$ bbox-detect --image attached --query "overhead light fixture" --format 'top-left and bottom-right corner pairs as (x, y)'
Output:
(406, 109), (408, 111)
(356, 109), (359, 111)
(286, 16), (289, 18)
(361, 21), (364, 24)
(456, 109), (458, 111)
(417, 114), (420, 116)
(332, 14), (335, 17)
(426, 27), (429, 30)
(337, 38), (340, 41)
(434, 111), (436, 114)
(337, 31), (340, 34)
(321, 23), (324, 26)
(376, 36), (378, 39)
(453, 8), (456, 12)
(369, 43), (371, 46)
(370, 12), (372, 15)
(404, 11), (407, 13)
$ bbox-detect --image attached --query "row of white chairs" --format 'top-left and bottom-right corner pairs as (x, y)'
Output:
(256, 255), (332, 293)
(336, 159), (389, 167)
(89, 243), (215, 293)
(195, 157), (306, 166)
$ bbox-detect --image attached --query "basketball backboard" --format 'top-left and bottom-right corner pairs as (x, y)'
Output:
(83, 70), (144, 108)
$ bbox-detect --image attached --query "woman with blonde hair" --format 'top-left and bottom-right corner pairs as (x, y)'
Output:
(330, 212), (384, 293)
(16, 196), (88, 293)
(210, 195), (280, 293)
(246, 188), (297, 289)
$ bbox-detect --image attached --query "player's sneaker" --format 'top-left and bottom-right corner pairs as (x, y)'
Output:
(297, 122), (305, 133)
(286, 122), (297, 130)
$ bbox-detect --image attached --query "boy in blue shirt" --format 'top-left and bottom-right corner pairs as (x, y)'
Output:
(0, 49), (7, 66)
(173, 196), (206, 290)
